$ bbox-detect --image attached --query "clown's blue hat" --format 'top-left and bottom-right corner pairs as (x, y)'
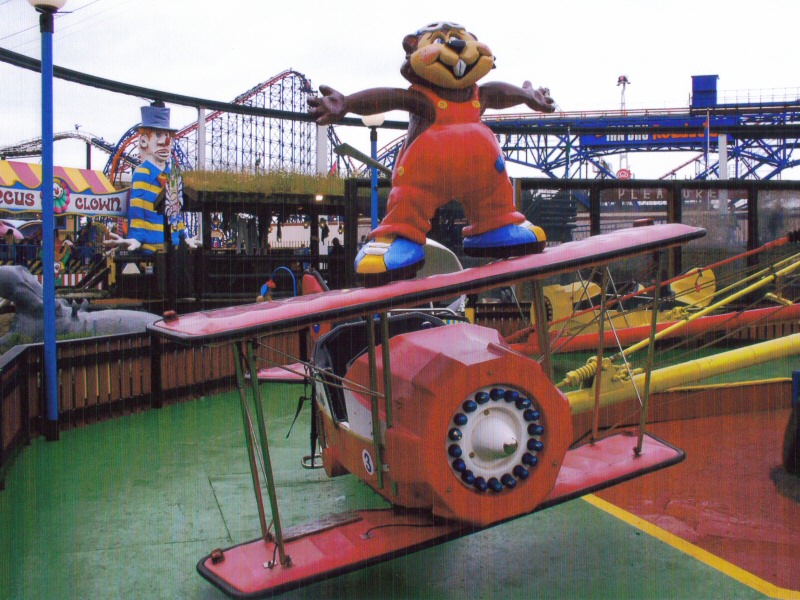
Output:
(140, 103), (177, 131)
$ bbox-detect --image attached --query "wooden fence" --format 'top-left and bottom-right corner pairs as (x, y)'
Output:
(0, 329), (299, 489)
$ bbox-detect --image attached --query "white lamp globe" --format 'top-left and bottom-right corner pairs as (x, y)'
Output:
(362, 114), (385, 128)
(28, 0), (67, 9)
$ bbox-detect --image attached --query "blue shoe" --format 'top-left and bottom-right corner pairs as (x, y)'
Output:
(355, 236), (425, 282)
(463, 221), (546, 258)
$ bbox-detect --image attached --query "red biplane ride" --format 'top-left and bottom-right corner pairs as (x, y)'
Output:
(149, 223), (708, 598)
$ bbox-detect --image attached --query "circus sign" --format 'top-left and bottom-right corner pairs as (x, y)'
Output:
(0, 160), (128, 217)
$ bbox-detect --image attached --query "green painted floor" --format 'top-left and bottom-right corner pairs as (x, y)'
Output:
(0, 383), (772, 599)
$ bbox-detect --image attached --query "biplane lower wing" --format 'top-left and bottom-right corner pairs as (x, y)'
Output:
(148, 224), (705, 344)
(197, 431), (683, 599)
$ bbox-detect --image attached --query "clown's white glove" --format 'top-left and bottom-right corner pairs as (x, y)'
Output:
(183, 235), (202, 249)
(103, 232), (142, 251)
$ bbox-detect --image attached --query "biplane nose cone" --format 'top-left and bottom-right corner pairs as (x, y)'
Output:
(472, 418), (518, 460)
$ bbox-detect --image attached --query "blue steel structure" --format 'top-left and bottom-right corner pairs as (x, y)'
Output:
(491, 74), (800, 180)
(489, 105), (800, 180)
(364, 76), (800, 181)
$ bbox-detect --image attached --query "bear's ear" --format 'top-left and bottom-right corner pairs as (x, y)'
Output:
(402, 34), (419, 55)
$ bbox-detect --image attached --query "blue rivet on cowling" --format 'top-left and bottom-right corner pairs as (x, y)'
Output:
(527, 439), (544, 452)
(522, 453), (539, 466)
(528, 423), (544, 436)
(475, 391), (490, 404)
(513, 465), (530, 479)
(523, 409), (540, 422)
(515, 397), (531, 410)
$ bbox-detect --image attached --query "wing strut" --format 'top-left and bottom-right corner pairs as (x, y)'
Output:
(231, 339), (291, 567)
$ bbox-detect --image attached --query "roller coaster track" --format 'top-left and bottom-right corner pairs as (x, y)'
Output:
(0, 130), (115, 160)
(0, 47), (405, 181)
(4, 45), (800, 180)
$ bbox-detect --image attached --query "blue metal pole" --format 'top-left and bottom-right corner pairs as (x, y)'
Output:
(38, 7), (59, 439)
(369, 127), (379, 230)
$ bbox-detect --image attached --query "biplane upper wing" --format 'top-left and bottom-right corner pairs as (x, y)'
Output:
(148, 223), (705, 345)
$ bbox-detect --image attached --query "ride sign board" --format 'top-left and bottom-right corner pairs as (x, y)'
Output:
(578, 115), (738, 148)
(0, 159), (128, 217)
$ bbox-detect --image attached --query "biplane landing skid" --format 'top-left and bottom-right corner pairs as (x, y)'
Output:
(198, 431), (683, 599)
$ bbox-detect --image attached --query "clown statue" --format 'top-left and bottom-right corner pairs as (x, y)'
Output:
(105, 103), (200, 254)
(308, 22), (555, 283)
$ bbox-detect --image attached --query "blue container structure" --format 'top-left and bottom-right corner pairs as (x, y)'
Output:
(691, 75), (719, 109)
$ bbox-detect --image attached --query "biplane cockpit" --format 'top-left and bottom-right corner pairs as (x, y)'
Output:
(312, 312), (449, 426)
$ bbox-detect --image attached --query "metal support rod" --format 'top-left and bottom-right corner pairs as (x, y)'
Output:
(370, 127), (379, 230)
(636, 252), (663, 455)
(379, 313), (393, 430)
(232, 342), (269, 540)
(366, 316), (384, 489)
(531, 280), (553, 380)
(38, 7), (58, 440)
(245, 340), (290, 566)
(591, 268), (609, 443)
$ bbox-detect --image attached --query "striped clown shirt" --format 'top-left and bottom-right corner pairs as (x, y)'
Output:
(128, 160), (187, 253)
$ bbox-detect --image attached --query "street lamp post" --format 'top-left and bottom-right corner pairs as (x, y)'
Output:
(29, 0), (66, 441)
(362, 114), (385, 230)
(617, 75), (631, 174)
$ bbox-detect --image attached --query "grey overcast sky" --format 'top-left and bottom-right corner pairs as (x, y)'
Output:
(2, 0), (799, 177)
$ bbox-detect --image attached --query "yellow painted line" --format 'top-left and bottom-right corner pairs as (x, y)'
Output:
(583, 494), (800, 599)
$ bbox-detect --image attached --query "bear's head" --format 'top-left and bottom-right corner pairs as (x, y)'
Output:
(401, 22), (494, 90)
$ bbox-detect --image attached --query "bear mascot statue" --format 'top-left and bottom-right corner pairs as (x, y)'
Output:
(309, 21), (555, 284)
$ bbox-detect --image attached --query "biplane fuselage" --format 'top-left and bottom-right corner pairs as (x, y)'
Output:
(313, 319), (572, 525)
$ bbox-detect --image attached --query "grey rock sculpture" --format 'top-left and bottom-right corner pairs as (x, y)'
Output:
(0, 265), (158, 349)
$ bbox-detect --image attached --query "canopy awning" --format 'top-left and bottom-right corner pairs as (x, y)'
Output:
(0, 160), (128, 217)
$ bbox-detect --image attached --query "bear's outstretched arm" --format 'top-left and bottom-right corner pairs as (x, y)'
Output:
(479, 81), (555, 113)
(308, 85), (434, 125)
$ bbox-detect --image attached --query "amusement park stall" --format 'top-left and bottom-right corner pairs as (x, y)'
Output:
(0, 159), (126, 226)
(0, 160), (125, 285)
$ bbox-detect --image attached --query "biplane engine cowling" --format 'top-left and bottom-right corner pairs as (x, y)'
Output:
(344, 324), (573, 527)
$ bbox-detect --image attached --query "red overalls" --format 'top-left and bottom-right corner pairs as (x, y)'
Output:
(370, 84), (525, 245)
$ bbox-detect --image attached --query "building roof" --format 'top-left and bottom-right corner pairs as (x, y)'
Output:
(0, 159), (117, 195)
